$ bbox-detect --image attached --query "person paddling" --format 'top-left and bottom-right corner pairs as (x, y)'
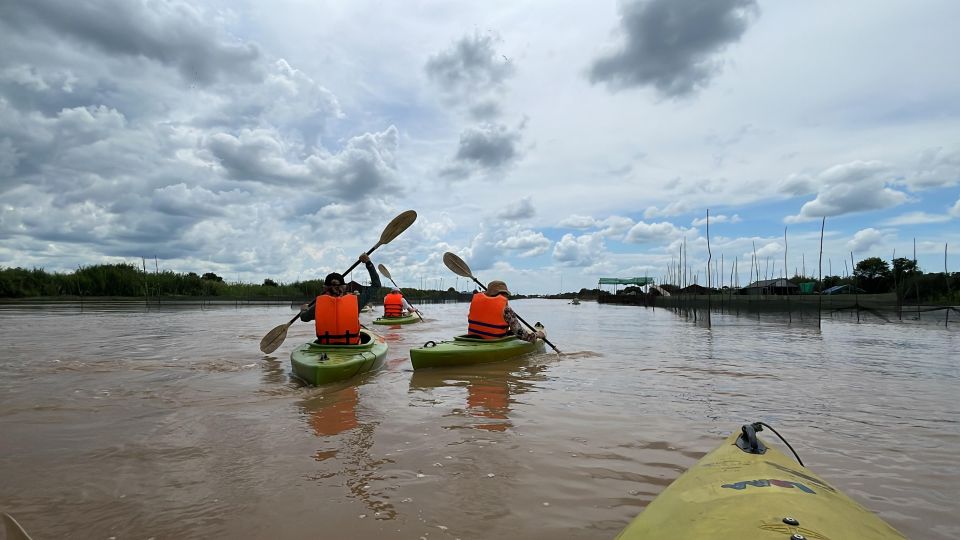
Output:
(467, 280), (544, 343)
(300, 254), (381, 344)
(383, 286), (418, 318)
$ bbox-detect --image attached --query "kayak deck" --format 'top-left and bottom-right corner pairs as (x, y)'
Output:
(615, 427), (907, 539)
(290, 329), (388, 385)
(372, 313), (421, 325)
(409, 333), (543, 370)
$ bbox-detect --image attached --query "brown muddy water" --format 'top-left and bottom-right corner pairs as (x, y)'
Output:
(0, 299), (957, 539)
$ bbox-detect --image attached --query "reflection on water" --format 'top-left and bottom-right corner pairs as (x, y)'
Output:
(409, 361), (552, 432)
(0, 300), (957, 539)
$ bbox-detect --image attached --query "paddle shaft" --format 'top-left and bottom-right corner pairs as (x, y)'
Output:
(467, 276), (560, 353)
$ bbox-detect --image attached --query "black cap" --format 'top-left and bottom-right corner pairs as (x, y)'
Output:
(324, 272), (344, 286)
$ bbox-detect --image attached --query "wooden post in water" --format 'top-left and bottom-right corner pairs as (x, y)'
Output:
(76, 265), (84, 313)
(850, 251), (860, 322)
(154, 256), (160, 305)
(914, 238), (921, 320)
(818, 217), (825, 328)
(945, 243), (950, 328)
(893, 249), (901, 321)
(142, 257), (149, 310)
(785, 226), (791, 323)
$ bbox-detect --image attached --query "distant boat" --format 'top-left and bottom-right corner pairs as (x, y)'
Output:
(570, 298), (581, 305)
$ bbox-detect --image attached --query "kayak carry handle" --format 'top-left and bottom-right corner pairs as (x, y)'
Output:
(737, 422), (805, 466)
(737, 423), (767, 454)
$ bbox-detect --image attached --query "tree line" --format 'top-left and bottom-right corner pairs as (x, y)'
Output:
(0, 263), (325, 299)
(0, 263), (471, 302)
(652, 256), (958, 303)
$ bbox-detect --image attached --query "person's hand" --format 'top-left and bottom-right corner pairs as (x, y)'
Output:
(300, 303), (310, 312)
(535, 330), (545, 339)
(359, 253), (370, 264)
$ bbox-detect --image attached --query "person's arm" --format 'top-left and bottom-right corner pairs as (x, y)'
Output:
(503, 305), (533, 342)
(300, 303), (315, 322)
(503, 305), (544, 342)
(401, 297), (416, 312)
(356, 256), (381, 312)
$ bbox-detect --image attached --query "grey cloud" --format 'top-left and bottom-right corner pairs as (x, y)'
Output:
(445, 122), (523, 175)
(469, 101), (502, 121)
(207, 130), (310, 185)
(0, 0), (262, 85)
(589, 0), (759, 97)
(906, 147), (960, 190)
(779, 173), (817, 196)
(208, 126), (402, 201)
(307, 126), (401, 201)
(425, 32), (515, 96)
(496, 196), (536, 221)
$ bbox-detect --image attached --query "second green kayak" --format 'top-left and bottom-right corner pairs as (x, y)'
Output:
(372, 313), (421, 325)
(290, 329), (388, 385)
(409, 333), (544, 369)
(615, 423), (907, 539)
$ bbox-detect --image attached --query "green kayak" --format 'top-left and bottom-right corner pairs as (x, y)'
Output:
(290, 329), (388, 385)
(372, 313), (421, 325)
(409, 333), (544, 370)
(615, 423), (906, 539)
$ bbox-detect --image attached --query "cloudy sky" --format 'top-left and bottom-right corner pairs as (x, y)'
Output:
(1, 0), (958, 294)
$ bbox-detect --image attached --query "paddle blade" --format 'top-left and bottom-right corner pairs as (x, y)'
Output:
(379, 210), (417, 244)
(3, 513), (35, 540)
(259, 322), (291, 354)
(377, 263), (392, 279)
(443, 251), (473, 278)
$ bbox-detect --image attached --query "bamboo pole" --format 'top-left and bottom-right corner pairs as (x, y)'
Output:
(914, 238), (921, 319)
(706, 209), (712, 328)
(893, 249), (901, 321)
(945, 243), (950, 328)
(785, 226), (791, 323)
(142, 257), (149, 309)
(818, 217), (825, 328)
(850, 252), (860, 322)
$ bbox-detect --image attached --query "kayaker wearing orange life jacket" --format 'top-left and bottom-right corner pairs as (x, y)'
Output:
(300, 253), (381, 344)
(467, 280), (544, 342)
(383, 287), (418, 318)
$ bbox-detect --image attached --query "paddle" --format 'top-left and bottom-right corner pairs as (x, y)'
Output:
(259, 210), (418, 354)
(2, 513), (34, 540)
(377, 263), (425, 322)
(442, 251), (560, 354)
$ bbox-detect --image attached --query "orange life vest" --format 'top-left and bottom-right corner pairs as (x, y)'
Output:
(314, 294), (360, 344)
(383, 292), (404, 317)
(467, 292), (509, 339)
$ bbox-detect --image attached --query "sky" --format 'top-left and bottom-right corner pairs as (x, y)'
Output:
(1, 0), (958, 295)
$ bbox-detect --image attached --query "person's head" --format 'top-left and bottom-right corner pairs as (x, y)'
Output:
(324, 272), (346, 296)
(391, 286), (400, 294)
(485, 280), (511, 298)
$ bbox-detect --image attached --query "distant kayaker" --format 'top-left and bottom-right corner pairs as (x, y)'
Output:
(383, 287), (418, 318)
(300, 253), (382, 344)
(467, 280), (544, 342)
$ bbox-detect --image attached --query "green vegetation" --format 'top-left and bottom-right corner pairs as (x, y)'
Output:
(0, 263), (325, 300)
(0, 263), (474, 303)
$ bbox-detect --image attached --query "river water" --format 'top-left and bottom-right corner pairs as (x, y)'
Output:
(0, 299), (956, 539)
